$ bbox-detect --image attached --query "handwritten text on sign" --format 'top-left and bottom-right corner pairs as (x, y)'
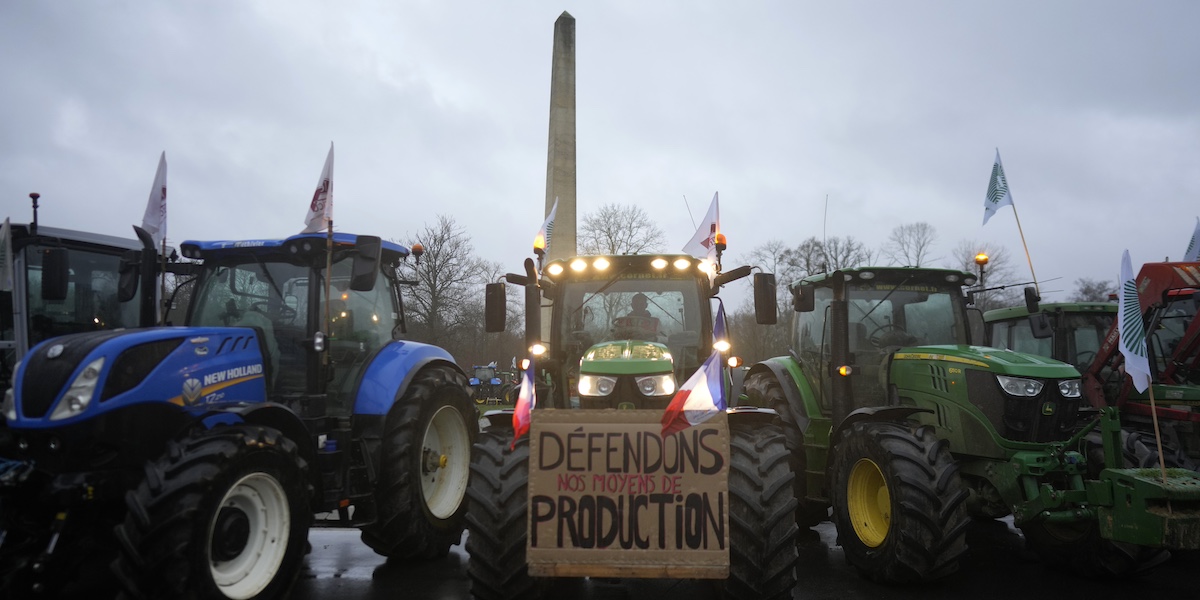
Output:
(527, 410), (729, 577)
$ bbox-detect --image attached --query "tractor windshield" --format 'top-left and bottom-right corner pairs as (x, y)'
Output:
(557, 274), (706, 377)
(845, 282), (966, 349)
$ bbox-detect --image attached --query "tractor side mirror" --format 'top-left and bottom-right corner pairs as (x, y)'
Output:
(792, 283), (815, 313)
(350, 236), (382, 292)
(41, 247), (69, 301)
(485, 282), (507, 332)
(117, 249), (141, 302)
(753, 273), (777, 325)
(1028, 313), (1053, 339)
(1024, 286), (1041, 314)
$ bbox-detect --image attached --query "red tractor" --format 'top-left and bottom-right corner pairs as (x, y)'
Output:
(1080, 261), (1200, 466)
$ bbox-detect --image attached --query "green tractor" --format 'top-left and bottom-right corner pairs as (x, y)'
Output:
(984, 301), (1116, 372)
(739, 266), (1200, 583)
(467, 252), (799, 600)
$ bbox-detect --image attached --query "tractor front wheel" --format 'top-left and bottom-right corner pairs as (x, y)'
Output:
(718, 422), (799, 600)
(830, 421), (969, 583)
(465, 429), (550, 600)
(741, 372), (828, 527)
(361, 366), (477, 559)
(111, 424), (311, 600)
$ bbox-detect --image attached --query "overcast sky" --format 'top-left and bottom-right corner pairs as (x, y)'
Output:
(3, 1), (1198, 302)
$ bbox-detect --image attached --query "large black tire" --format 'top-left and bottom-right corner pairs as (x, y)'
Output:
(111, 424), (311, 600)
(361, 365), (477, 559)
(718, 422), (799, 600)
(830, 421), (969, 583)
(464, 429), (549, 600)
(742, 371), (829, 527)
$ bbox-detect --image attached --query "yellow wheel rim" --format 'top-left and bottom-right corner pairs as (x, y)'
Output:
(847, 458), (890, 548)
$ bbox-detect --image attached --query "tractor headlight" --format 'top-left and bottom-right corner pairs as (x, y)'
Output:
(50, 357), (105, 421)
(2, 387), (15, 421)
(635, 374), (676, 396)
(996, 375), (1043, 397)
(579, 374), (616, 396)
(1058, 379), (1082, 398)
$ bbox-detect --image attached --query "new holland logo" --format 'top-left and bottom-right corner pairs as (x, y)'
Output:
(182, 378), (202, 405)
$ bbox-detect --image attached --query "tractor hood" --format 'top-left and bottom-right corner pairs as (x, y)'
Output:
(578, 340), (674, 376)
(890, 345), (1081, 379)
(7, 326), (270, 428)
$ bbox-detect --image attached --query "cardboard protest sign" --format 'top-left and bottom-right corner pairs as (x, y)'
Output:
(527, 409), (730, 578)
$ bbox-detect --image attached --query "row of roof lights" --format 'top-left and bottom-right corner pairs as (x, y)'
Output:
(545, 257), (697, 277)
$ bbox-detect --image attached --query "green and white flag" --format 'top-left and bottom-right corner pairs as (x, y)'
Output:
(0, 217), (12, 292)
(983, 149), (1014, 226)
(1118, 249), (1151, 393)
(1184, 217), (1200, 262)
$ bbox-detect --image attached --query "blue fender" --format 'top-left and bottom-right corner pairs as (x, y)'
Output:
(354, 340), (466, 416)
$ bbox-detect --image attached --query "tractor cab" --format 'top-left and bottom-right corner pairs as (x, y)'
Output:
(486, 252), (776, 412)
(548, 255), (710, 410)
(181, 233), (407, 412)
(984, 302), (1116, 372)
(792, 267), (978, 408)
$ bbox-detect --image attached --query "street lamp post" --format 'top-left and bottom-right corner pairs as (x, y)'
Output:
(975, 252), (989, 308)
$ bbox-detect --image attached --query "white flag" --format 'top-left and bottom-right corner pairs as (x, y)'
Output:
(0, 218), (12, 292)
(1118, 249), (1151, 393)
(302, 143), (335, 234)
(1184, 217), (1200, 262)
(683, 192), (720, 261)
(534, 198), (558, 254)
(982, 149), (1014, 226)
(141, 151), (168, 247)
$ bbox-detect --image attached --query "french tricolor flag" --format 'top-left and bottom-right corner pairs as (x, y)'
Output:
(511, 362), (536, 448)
(661, 350), (726, 437)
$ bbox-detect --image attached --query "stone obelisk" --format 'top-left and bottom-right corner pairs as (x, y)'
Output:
(544, 11), (576, 262)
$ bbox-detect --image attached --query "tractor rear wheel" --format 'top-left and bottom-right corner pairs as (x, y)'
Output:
(465, 429), (550, 600)
(830, 421), (969, 583)
(742, 372), (829, 527)
(361, 366), (476, 559)
(111, 424), (311, 600)
(718, 422), (799, 600)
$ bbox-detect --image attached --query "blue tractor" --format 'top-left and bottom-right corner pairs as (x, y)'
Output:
(0, 232), (477, 599)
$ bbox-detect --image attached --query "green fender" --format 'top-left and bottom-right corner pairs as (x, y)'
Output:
(743, 356), (821, 434)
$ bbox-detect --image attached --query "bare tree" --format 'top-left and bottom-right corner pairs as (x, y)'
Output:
(820, 236), (876, 271)
(883, 222), (938, 267)
(1070, 278), (1115, 302)
(948, 240), (1023, 311)
(741, 239), (801, 304)
(396, 215), (518, 365)
(578, 203), (666, 255)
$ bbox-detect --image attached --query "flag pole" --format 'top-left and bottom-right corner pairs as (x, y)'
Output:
(1009, 204), (1040, 297)
(1146, 384), (1170, 485)
(324, 220), (333, 366)
(159, 238), (167, 324)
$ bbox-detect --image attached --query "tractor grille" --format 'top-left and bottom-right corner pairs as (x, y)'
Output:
(966, 370), (1081, 443)
(20, 330), (129, 418)
(100, 338), (185, 402)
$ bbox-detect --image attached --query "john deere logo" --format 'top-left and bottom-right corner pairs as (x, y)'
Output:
(1041, 402), (1055, 416)
(617, 402), (636, 410)
(182, 378), (202, 405)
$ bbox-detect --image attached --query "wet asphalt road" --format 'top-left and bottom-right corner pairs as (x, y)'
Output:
(293, 518), (1199, 600)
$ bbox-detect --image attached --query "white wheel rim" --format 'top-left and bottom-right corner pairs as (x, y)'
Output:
(421, 404), (471, 520)
(208, 472), (291, 600)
